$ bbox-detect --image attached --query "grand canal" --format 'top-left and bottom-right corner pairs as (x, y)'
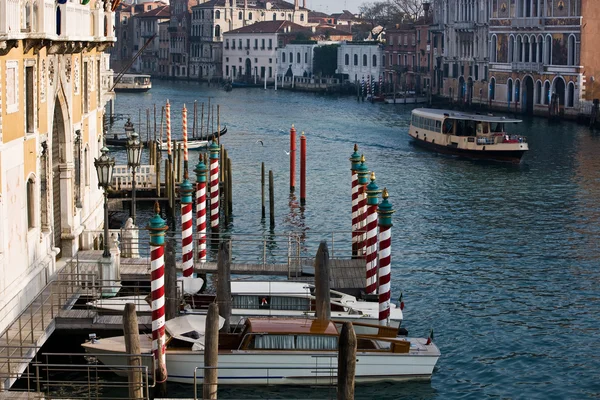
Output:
(98, 80), (600, 399)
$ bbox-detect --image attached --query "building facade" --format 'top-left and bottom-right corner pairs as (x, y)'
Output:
(488, 0), (600, 115)
(169, 0), (193, 78)
(336, 42), (384, 84)
(190, 0), (310, 81)
(277, 42), (320, 78)
(223, 21), (307, 82)
(134, 5), (170, 75)
(0, 0), (115, 333)
(437, 0), (490, 105)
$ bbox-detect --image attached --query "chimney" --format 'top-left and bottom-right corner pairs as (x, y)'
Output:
(295, 0), (299, 10)
(303, 0), (306, 8)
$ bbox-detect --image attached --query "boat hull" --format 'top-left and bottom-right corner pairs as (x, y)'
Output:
(114, 88), (151, 93)
(86, 342), (439, 385)
(411, 135), (527, 163)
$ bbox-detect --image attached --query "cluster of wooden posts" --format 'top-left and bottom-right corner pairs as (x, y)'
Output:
(123, 240), (358, 400)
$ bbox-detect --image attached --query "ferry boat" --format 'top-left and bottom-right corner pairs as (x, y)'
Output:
(82, 315), (439, 385)
(113, 74), (152, 92)
(86, 280), (404, 329)
(409, 108), (528, 163)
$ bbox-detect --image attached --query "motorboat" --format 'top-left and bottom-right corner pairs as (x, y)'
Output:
(409, 108), (528, 163)
(86, 280), (404, 329)
(157, 126), (227, 151)
(82, 315), (440, 385)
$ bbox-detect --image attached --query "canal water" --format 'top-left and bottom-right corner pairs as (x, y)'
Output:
(78, 80), (600, 398)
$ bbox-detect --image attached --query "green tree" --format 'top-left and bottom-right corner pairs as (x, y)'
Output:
(313, 45), (339, 77)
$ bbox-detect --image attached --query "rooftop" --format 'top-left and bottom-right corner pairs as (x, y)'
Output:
(192, 0), (308, 11)
(226, 20), (308, 34)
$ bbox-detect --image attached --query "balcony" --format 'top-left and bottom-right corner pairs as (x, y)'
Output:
(544, 64), (583, 74)
(511, 62), (543, 73)
(511, 18), (543, 29)
(0, 0), (114, 42)
(454, 21), (475, 31)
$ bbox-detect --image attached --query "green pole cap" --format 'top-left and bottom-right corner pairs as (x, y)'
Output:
(366, 172), (381, 205)
(349, 144), (361, 171)
(194, 157), (207, 183)
(357, 155), (370, 185)
(180, 171), (194, 204)
(147, 202), (168, 247)
(378, 188), (395, 227)
(209, 141), (220, 158)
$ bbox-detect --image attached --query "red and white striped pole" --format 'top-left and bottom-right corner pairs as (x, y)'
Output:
(377, 188), (395, 326)
(180, 172), (194, 277)
(209, 141), (220, 233)
(300, 131), (306, 206)
(194, 156), (208, 263)
(356, 155), (370, 258)
(349, 145), (361, 258)
(166, 100), (172, 159)
(147, 202), (168, 384)
(182, 104), (189, 171)
(365, 172), (381, 295)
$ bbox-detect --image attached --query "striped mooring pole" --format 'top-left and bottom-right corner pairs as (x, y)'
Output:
(166, 100), (172, 160)
(378, 188), (395, 326)
(349, 144), (361, 258)
(356, 155), (370, 257)
(300, 131), (306, 205)
(209, 140), (220, 233)
(180, 172), (194, 277)
(194, 156), (208, 264)
(365, 172), (381, 295)
(147, 202), (168, 383)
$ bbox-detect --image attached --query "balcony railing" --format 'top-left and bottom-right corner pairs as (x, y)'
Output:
(1, 0), (114, 41)
(511, 62), (543, 73)
(511, 18), (543, 29)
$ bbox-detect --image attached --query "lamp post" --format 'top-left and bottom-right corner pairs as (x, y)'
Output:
(126, 131), (143, 224)
(94, 145), (115, 258)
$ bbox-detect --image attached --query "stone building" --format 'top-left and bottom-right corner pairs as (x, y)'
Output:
(336, 42), (384, 84)
(0, 0), (115, 333)
(169, 0), (193, 78)
(133, 5), (170, 75)
(435, 0), (490, 105)
(190, 0), (310, 81)
(488, 0), (600, 116)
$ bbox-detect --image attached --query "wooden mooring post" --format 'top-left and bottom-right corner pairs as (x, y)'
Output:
(261, 162), (266, 219)
(269, 170), (275, 229)
(217, 241), (232, 333)
(123, 303), (143, 400)
(314, 241), (331, 321)
(337, 322), (357, 400)
(227, 156), (232, 215)
(203, 303), (220, 400)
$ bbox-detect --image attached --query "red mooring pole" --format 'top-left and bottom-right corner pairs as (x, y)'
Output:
(300, 131), (306, 205)
(290, 125), (296, 192)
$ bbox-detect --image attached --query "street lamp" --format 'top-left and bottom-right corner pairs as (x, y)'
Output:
(94, 145), (115, 258)
(126, 131), (143, 224)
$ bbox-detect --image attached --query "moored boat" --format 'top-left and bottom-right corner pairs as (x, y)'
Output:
(114, 74), (152, 92)
(82, 316), (439, 385)
(409, 108), (528, 163)
(157, 126), (228, 151)
(86, 280), (404, 329)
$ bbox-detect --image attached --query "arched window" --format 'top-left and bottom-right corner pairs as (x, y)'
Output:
(568, 35), (576, 66)
(372, 54), (377, 67)
(545, 35), (552, 64)
(282, 52), (286, 63)
(215, 10), (221, 19)
(57, 7), (62, 35)
(544, 81), (551, 104)
(567, 82), (575, 107)
(508, 35), (514, 62)
(22, 1), (31, 31)
(296, 52), (300, 63)
(304, 52), (308, 64)
(517, 36), (523, 62)
(273, 13), (277, 20)
(536, 80), (542, 104)
(508, 78), (513, 102)
(289, 52), (293, 63)
(353, 54), (358, 66)
(489, 77), (496, 100)
(215, 25), (221, 37)
(345, 54), (349, 65)
(363, 54), (367, 66)
(530, 36), (537, 62)
(27, 177), (35, 229)
(239, 11), (243, 19)
(249, 12), (253, 20)
(515, 80), (520, 103)
(84, 147), (90, 187)
(300, 14), (304, 22)
(491, 35), (497, 62)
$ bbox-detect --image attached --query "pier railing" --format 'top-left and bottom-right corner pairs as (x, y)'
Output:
(112, 165), (157, 191)
(89, 228), (357, 276)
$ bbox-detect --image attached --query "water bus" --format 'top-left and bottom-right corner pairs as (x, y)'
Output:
(113, 74), (152, 92)
(409, 108), (528, 163)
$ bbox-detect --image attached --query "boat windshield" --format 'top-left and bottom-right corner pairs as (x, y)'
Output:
(490, 122), (505, 133)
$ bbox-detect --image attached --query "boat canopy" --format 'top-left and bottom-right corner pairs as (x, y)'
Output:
(246, 318), (338, 335)
(412, 108), (522, 123)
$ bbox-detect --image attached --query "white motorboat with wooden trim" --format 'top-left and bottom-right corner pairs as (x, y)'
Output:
(82, 315), (440, 385)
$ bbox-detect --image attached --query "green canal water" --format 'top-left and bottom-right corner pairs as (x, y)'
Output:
(43, 80), (600, 399)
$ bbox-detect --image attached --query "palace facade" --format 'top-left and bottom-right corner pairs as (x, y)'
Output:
(0, 0), (115, 332)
